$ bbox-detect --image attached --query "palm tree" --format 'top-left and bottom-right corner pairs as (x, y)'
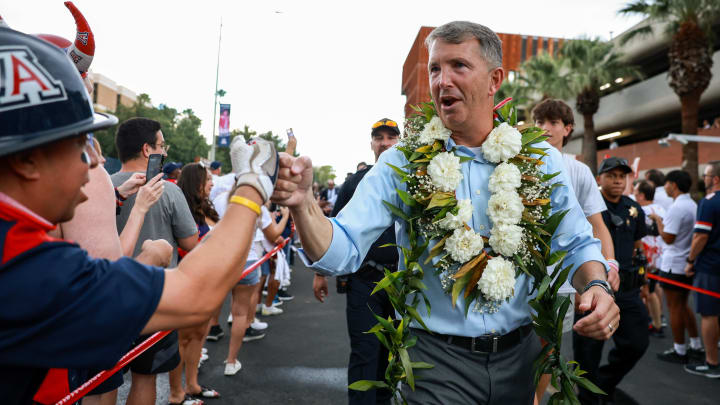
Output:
(561, 38), (639, 173)
(520, 53), (573, 101)
(620, 0), (720, 192)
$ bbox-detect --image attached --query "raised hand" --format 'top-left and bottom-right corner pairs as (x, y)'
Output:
(271, 153), (314, 208)
(135, 173), (164, 214)
(116, 172), (146, 199)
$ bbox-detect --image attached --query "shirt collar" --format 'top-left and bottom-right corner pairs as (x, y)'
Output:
(0, 191), (55, 230)
(446, 137), (488, 164)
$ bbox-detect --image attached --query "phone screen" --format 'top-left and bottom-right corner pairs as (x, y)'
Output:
(286, 128), (294, 138)
(146, 154), (164, 184)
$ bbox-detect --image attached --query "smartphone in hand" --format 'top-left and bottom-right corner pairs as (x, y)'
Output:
(146, 154), (164, 184)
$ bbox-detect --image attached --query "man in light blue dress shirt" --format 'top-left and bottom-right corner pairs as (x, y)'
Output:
(272, 21), (619, 404)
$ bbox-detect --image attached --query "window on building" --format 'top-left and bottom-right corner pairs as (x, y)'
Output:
(521, 36), (527, 62)
(543, 38), (548, 53)
(532, 37), (538, 57)
(553, 39), (559, 56)
(92, 83), (98, 104)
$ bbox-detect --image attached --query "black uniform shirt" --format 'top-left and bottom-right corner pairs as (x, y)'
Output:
(332, 166), (398, 266)
(601, 194), (647, 271)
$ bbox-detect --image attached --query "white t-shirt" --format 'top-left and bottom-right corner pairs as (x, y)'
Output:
(640, 203), (665, 270)
(213, 191), (272, 261)
(562, 154), (607, 217)
(209, 173), (236, 202)
(660, 194), (697, 274)
(654, 187), (673, 212)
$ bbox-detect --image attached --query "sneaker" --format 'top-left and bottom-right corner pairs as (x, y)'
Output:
(688, 347), (706, 360)
(272, 297), (283, 307)
(684, 362), (720, 378)
(648, 325), (665, 338)
(206, 325), (224, 341)
(201, 347), (208, 354)
(224, 359), (242, 376)
(227, 313), (233, 325)
(661, 315), (668, 328)
(243, 327), (266, 342)
(657, 348), (688, 364)
(262, 304), (283, 316)
(200, 352), (209, 362)
(277, 288), (294, 301)
(251, 317), (268, 330)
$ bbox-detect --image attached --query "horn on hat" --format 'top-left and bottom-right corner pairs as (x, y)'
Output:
(64, 1), (95, 77)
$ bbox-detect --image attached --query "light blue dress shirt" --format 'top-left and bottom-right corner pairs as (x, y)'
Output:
(300, 137), (606, 336)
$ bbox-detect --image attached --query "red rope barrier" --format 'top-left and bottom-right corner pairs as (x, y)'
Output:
(55, 237), (290, 405)
(647, 272), (720, 299)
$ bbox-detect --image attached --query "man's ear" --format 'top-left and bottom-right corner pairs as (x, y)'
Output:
(141, 143), (151, 159)
(5, 149), (43, 181)
(488, 67), (505, 97)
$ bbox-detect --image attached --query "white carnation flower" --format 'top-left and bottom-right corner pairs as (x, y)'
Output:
(427, 151), (463, 192)
(487, 190), (524, 226)
(438, 199), (473, 230)
(488, 162), (522, 193)
(444, 227), (484, 263)
(419, 116), (452, 145)
(489, 224), (523, 257)
(478, 256), (516, 301)
(482, 122), (522, 163)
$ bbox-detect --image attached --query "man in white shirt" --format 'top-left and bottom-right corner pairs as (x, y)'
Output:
(651, 170), (703, 363)
(633, 180), (666, 337)
(646, 169), (673, 211)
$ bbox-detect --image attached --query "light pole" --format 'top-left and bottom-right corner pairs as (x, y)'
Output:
(209, 19), (223, 161)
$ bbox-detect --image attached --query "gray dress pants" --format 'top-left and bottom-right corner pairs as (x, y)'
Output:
(402, 327), (541, 404)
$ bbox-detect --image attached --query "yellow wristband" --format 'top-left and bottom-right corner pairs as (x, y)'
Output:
(229, 195), (261, 215)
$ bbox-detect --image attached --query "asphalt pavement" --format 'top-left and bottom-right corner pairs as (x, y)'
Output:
(113, 260), (719, 404)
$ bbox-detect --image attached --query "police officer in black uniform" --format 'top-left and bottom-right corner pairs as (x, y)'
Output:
(312, 118), (400, 405)
(573, 157), (649, 405)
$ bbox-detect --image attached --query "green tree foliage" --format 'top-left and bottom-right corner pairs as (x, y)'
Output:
(560, 38), (639, 173)
(313, 165), (336, 186)
(94, 94), (209, 164)
(620, 0), (720, 192)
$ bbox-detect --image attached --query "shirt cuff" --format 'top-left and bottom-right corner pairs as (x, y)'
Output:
(298, 220), (354, 277)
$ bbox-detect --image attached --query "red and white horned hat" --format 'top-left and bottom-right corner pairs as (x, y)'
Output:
(34, 2), (96, 78)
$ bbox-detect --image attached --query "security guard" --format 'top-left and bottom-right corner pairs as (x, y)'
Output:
(573, 157), (649, 405)
(312, 118), (400, 405)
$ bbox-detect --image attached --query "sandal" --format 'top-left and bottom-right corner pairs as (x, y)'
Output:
(169, 394), (204, 405)
(193, 386), (220, 399)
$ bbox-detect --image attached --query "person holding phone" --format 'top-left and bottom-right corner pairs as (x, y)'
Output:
(111, 118), (199, 405)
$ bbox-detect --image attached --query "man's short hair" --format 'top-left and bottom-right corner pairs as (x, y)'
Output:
(425, 21), (502, 69)
(636, 180), (655, 201)
(356, 162), (367, 170)
(665, 170), (692, 193)
(708, 160), (720, 178)
(532, 99), (575, 146)
(645, 169), (665, 188)
(116, 118), (161, 163)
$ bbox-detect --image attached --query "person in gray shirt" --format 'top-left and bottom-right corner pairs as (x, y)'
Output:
(111, 117), (200, 405)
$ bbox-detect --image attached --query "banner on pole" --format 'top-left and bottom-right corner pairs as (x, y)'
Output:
(217, 104), (231, 147)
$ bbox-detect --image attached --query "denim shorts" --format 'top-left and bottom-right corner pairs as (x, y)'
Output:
(261, 260), (271, 276)
(237, 260), (261, 285)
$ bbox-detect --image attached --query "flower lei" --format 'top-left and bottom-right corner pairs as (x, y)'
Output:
(350, 99), (604, 404)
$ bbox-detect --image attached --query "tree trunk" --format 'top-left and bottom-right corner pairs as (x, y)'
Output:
(680, 91), (701, 194)
(582, 113), (597, 175)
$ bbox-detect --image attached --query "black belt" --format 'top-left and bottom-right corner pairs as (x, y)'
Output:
(414, 323), (533, 353)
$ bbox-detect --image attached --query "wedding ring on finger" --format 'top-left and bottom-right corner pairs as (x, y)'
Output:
(608, 323), (615, 332)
